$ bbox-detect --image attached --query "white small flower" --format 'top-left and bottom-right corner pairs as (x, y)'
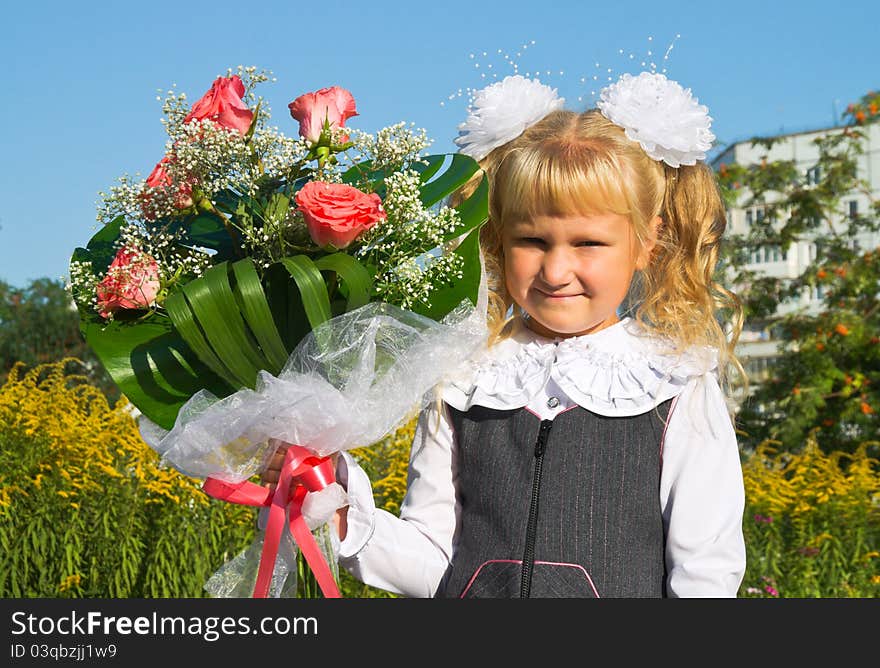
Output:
(597, 71), (714, 168)
(454, 75), (565, 161)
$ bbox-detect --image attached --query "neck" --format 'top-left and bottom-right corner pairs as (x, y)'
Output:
(523, 313), (621, 339)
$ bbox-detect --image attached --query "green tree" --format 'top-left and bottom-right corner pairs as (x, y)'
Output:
(717, 90), (880, 454)
(0, 277), (119, 402)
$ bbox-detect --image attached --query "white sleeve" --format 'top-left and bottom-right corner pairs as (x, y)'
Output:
(660, 373), (746, 598)
(336, 402), (459, 597)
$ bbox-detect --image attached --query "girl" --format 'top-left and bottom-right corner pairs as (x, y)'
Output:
(264, 72), (748, 598)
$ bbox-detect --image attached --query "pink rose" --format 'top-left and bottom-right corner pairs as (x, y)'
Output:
(288, 86), (358, 144)
(295, 181), (385, 249)
(96, 247), (162, 319)
(184, 74), (254, 135)
(143, 156), (194, 211)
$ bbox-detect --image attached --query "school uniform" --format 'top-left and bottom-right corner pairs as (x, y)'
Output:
(337, 316), (746, 598)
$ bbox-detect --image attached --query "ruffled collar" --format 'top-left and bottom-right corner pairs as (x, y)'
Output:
(440, 317), (718, 417)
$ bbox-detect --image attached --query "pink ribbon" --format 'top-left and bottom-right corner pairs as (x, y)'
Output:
(202, 444), (342, 598)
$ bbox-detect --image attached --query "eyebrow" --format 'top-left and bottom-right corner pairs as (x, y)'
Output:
(507, 219), (614, 235)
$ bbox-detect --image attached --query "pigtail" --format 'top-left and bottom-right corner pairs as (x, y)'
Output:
(635, 162), (747, 397)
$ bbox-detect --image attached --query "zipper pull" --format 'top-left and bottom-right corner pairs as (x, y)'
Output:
(534, 419), (553, 457)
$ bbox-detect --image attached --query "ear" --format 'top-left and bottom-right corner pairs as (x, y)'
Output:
(635, 216), (661, 271)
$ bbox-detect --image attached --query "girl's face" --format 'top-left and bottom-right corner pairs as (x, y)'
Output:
(502, 212), (656, 339)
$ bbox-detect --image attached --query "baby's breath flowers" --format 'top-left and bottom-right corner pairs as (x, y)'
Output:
(356, 168), (463, 309)
(349, 122), (431, 171)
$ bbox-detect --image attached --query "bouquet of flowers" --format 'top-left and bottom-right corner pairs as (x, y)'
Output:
(68, 66), (488, 598)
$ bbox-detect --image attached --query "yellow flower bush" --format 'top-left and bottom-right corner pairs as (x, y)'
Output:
(0, 360), (255, 597)
(741, 429), (880, 597)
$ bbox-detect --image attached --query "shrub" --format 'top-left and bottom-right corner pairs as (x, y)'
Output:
(740, 430), (880, 597)
(0, 360), (255, 597)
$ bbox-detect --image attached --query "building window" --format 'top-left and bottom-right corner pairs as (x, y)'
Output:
(806, 166), (821, 185)
(744, 205), (766, 228)
(848, 200), (859, 219)
(749, 245), (787, 264)
(744, 356), (779, 381)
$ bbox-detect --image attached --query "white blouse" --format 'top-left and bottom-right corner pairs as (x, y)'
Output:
(337, 317), (746, 598)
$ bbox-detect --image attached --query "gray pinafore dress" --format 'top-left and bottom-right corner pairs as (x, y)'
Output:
(434, 400), (672, 598)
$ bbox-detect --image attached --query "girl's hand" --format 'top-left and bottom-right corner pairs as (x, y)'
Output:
(260, 441), (289, 492)
(259, 441), (349, 541)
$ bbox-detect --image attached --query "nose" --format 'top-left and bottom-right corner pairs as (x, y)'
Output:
(539, 246), (575, 287)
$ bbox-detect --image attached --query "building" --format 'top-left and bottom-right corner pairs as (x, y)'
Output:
(710, 122), (880, 385)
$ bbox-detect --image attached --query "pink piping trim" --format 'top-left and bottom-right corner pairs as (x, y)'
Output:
(524, 403), (578, 420)
(460, 559), (600, 598)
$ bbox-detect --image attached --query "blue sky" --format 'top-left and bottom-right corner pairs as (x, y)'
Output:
(1, 0), (878, 288)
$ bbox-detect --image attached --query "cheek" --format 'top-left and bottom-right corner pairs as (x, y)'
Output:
(580, 253), (630, 291)
(504, 249), (532, 296)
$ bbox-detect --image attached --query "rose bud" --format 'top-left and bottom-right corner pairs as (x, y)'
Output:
(288, 86), (358, 145)
(295, 181), (385, 249)
(143, 156), (194, 210)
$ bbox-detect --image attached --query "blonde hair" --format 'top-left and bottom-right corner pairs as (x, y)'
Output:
(453, 108), (746, 395)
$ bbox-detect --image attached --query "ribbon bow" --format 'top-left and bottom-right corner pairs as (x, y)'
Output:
(202, 443), (342, 598)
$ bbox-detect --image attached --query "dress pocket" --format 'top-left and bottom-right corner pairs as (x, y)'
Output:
(460, 559), (600, 598)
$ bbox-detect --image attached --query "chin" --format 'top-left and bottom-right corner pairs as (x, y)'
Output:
(528, 312), (614, 338)
(528, 317), (584, 338)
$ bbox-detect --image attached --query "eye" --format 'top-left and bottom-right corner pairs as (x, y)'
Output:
(576, 240), (605, 247)
(518, 237), (546, 246)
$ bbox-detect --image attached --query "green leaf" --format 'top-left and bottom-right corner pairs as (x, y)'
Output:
(245, 99), (261, 140)
(264, 192), (291, 224)
(230, 259), (288, 373)
(171, 263), (273, 389)
(279, 255), (332, 329)
(214, 188), (254, 216)
(409, 225), (483, 322)
(419, 153), (481, 209)
(262, 263), (311, 352)
(410, 154), (446, 184)
(75, 215), (126, 274)
(165, 212), (237, 259)
(341, 153), (462, 201)
(340, 159), (382, 188)
(313, 253), (373, 311)
(79, 315), (232, 430)
(165, 291), (241, 389)
(444, 172), (489, 242)
(285, 175), (311, 197)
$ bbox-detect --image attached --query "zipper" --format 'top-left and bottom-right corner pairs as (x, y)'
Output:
(520, 419), (554, 598)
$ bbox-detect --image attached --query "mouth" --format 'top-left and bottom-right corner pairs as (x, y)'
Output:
(535, 289), (584, 300)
